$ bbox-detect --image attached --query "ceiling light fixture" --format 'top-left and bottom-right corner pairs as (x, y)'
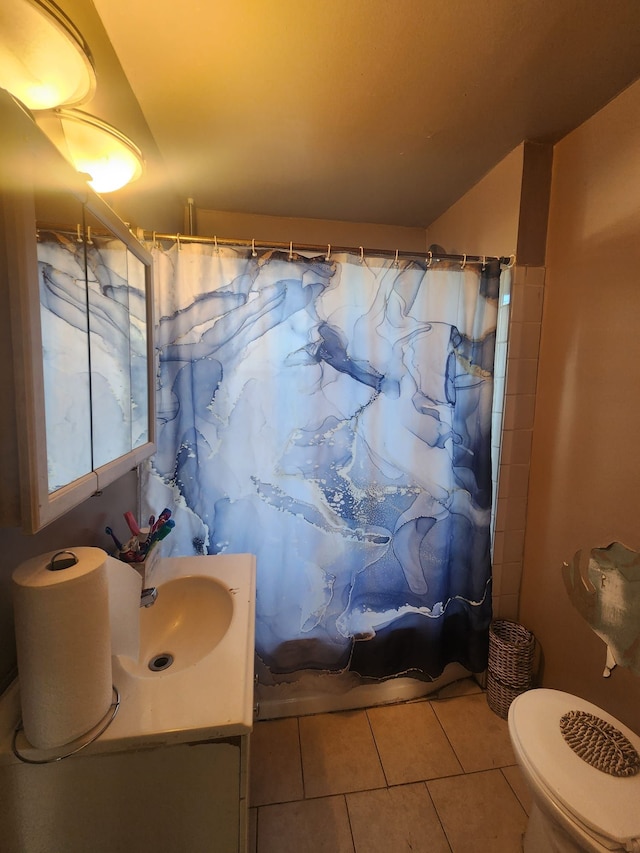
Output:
(40, 108), (145, 194)
(0, 0), (96, 111)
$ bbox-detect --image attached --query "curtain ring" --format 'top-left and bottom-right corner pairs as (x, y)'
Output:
(506, 254), (516, 269)
(427, 250), (433, 269)
(325, 244), (331, 262)
(152, 231), (157, 249)
(86, 226), (93, 246)
(359, 246), (364, 264)
(76, 224), (83, 243)
(176, 233), (181, 251)
(460, 254), (467, 270)
(288, 241), (293, 261)
(393, 249), (399, 268)
(214, 235), (219, 254)
(481, 255), (486, 270)
(251, 238), (257, 258)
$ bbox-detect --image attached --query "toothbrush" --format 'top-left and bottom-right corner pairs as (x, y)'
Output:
(156, 519), (175, 540)
(150, 508), (172, 534)
(123, 510), (141, 537)
(144, 519), (175, 554)
(105, 526), (123, 551)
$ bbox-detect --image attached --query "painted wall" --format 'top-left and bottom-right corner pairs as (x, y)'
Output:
(195, 208), (427, 253)
(425, 144), (523, 257)
(520, 78), (640, 732)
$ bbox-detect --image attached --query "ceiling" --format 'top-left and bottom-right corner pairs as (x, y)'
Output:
(89, 0), (640, 229)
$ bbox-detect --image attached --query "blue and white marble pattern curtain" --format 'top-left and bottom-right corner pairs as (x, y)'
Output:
(143, 244), (499, 681)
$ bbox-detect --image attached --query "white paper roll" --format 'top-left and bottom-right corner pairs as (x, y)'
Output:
(12, 547), (113, 750)
(105, 555), (141, 660)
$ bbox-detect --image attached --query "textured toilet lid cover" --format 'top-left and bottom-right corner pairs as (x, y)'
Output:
(560, 710), (640, 777)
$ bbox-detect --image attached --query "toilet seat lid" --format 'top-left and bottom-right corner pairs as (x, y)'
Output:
(509, 689), (640, 848)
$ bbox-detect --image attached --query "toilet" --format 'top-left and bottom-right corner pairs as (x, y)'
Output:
(508, 688), (640, 852)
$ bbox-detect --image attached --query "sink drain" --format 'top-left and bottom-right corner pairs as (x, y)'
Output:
(148, 653), (174, 672)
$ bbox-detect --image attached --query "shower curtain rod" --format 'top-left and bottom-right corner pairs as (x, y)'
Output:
(138, 229), (515, 269)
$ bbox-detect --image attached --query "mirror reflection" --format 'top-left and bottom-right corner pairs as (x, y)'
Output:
(36, 213), (151, 494)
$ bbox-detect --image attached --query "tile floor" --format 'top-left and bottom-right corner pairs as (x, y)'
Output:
(248, 680), (531, 852)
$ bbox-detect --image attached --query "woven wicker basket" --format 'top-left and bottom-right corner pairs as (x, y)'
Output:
(486, 672), (528, 720)
(486, 620), (536, 718)
(488, 620), (535, 689)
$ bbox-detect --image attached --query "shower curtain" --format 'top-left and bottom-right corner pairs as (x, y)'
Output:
(143, 243), (499, 684)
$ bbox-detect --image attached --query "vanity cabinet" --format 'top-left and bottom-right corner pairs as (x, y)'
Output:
(0, 89), (155, 532)
(0, 734), (251, 853)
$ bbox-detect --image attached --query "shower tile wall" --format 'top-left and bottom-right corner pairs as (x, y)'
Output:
(492, 265), (545, 621)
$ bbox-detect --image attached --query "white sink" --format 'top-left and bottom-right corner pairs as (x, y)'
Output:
(120, 574), (234, 677)
(108, 553), (256, 749)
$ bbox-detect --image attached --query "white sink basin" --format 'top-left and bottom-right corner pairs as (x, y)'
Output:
(109, 553), (256, 748)
(121, 575), (234, 677)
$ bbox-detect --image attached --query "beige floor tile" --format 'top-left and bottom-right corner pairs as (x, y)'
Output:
(250, 717), (304, 806)
(257, 796), (354, 853)
(367, 701), (462, 784)
(347, 783), (450, 853)
(502, 764), (533, 815)
(428, 769), (527, 853)
(299, 710), (386, 798)
(431, 692), (516, 772)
